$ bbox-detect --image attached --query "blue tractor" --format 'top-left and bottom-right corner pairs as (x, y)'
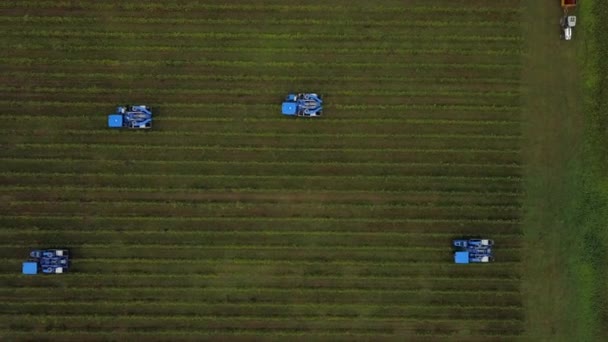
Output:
(453, 239), (494, 249)
(108, 105), (152, 129)
(22, 249), (70, 275)
(453, 239), (494, 264)
(282, 93), (323, 117)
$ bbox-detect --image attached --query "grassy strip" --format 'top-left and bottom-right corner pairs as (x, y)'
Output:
(0, 331), (521, 340)
(1, 200), (521, 221)
(0, 273), (521, 291)
(0, 215), (522, 235)
(0, 1), (520, 12)
(0, 158), (522, 179)
(0, 314), (524, 335)
(0, 229), (522, 248)
(0, 174), (522, 193)
(3, 28), (520, 44)
(0, 332), (522, 342)
(0, 132), (522, 152)
(0, 182), (524, 194)
(521, 0), (607, 340)
(2, 51), (519, 71)
(0, 185), (523, 205)
(0, 230), (521, 241)
(0, 287), (522, 306)
(2, 70), (521, 85)
(0, 145), (522, 156)
(2, 41), (523, 62)
(2, 199), (520, 207)
(0, 57), (522, 70)
(11, 43), (521, 56)
(0, 302), (523, 320)
(0, 63), (522, 84)
(4, 40), (518, 58)
(563, 0), (608, 338)
(0, 147), (522, 164)
(0, 130), (523, 139)
(0, 272), (521, 283)
(0, 149), (523, 161)
(0, 15), (521, 28)
(0, 23), (513, 37)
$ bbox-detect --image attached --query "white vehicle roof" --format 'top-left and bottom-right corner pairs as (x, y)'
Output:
(564, 27), (572, 40)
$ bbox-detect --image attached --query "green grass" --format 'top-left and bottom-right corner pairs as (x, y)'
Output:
(573, 0), (608, 337)
(521, 0), (608, 341)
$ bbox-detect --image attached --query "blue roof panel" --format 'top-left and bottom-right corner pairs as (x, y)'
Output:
(108, 114), (123, 128)
(455, 251), (470, 264)
(282, 102), (297, 115)
(22, 262), (38, 275)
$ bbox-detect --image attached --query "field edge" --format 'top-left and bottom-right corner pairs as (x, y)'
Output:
(522, 0), (608, 340)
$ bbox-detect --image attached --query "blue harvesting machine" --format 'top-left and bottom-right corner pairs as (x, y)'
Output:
(22, 249), (70, 275)
(108, 105), (152, 129)
(453, 239), (494, 264)
(281, 93), (323, 117)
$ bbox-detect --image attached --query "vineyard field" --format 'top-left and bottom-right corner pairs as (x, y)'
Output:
(1, 0), (527, 340)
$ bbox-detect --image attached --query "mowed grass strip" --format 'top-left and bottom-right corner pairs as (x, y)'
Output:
(0, 201), (521, 221)
(0, 271), (521, 293)
(0, 5), (521, 28)
(0, 332), (524, 342)
(0, 215), (523, 235)
(0, 57), (522, 84)
(0, 146), (522, 165)
(1, 302), (523, 320)
(2, 44), (523, 59)
(0, 86), (520, 107)
(0, 57), (521, 78)
(0, 0), (520, 10)
(1, 314), (524, 335)
(2, 159), (521, 172)
(0, 230), (523, 248)
(0, 130), (522, 150)
(1, 49), (520, 68)
(0, 14), (522, 29)
(2, 71), (521, 91)
(0, 173), (522, 193)
(0, 287), (522, 306)
(0, 273), (521, 291)
(0, 185), (523, 206)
